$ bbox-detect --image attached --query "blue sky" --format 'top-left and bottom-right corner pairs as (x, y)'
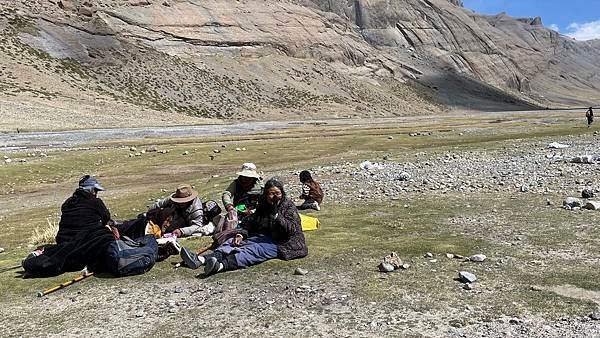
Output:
(462, 0), (600, 40)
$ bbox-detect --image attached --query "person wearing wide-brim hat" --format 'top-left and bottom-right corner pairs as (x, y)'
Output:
(221, 163), (264, 223)
(147, 184), (214, 238)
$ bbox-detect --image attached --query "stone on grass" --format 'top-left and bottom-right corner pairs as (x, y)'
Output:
(463, 283), (473, 290)
(398, 172), (411, 181)
(590, 311), (600, 321)
(400, 263), (410, 270)
(548, 142), (569, 149)
(582, 188), (595, 199)
(563, 197), (582, 209)
(383, 252), (403, 269)
(446, 253), (455, 259)
(571, 155), (595, 164)
(469, 254), (487, 262)
(458, 271), (477, 283)
(584, 201), (600, 210)
(378, 262), (395, 273)
(425, 252), (433, 258)
(294, 267), (308, 275)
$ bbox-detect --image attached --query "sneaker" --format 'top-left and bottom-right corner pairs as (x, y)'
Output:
(180, 247), (202, 269)
(312, 201), (321, 211)
(203, 257), (220, 276)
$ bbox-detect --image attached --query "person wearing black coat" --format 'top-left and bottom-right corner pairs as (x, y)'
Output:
(180, 178), (308, 275)
(55, 175), (111, 244)
(22, 175), (115, 278)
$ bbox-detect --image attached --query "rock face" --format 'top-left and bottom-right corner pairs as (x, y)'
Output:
(0, 0), (599, 125)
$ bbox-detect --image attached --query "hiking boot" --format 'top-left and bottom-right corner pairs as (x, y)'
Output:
(203, 257), (221, 276)
(180, 247), (203, 269)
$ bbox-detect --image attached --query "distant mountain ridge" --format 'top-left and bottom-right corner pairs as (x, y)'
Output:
(0, 0), (598, 129)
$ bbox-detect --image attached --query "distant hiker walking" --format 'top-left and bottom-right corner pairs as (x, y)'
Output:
(586, 107), (594, 127)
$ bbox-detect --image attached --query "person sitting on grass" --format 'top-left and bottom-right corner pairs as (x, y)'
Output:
(220, 162), (264, 229)
(297, 170), (323, 211)
(180, 178), (307, 275)
(55, 175), (112, 244)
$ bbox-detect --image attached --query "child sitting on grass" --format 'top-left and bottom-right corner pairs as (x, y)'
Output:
(297, 170), (323, 211)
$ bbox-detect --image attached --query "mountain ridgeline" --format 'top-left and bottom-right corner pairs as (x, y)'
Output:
(0, 0), (598, 125)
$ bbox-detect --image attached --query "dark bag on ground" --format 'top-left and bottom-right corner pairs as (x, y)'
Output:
(105, 235), (158, 277)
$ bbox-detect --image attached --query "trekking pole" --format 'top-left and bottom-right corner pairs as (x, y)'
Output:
(196, 243), (214, 255)
(37, 271), (94, 297)
(0, 265), (21, 274)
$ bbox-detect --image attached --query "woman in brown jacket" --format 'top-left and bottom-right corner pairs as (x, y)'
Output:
(187, 178), (308, 276)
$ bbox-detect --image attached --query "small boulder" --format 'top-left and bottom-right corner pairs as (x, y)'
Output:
(582, 188), (595, 199)
(584, 201), (600, 210)
(382, 252), (403, 269)
(563, 197), (582, 209)
(294, 267), (308, 275)
(469, 254), (487, 262)
(591, 311), (600, 321)
(0, 247), (5, 253)
(378, 262), (395, 273)
(398, 172), (411, 181)
(458, 271), (477, 283)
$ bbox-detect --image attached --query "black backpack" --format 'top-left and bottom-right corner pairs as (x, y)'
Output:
(105, 235), (158, 277)
(203, 200), (222, 224)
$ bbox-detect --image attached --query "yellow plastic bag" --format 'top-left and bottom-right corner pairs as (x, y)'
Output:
(145, 220), (162, 238)
(300, 214), (320, 231)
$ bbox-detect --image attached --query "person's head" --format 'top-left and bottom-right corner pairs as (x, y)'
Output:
(78, 175), (105, 196)
(299, 170), (313, 183)
(169, 184), (198, 208)
(236, 162), (260, 190)
(263, 178), (285, 206)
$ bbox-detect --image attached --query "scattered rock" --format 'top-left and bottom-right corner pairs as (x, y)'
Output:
(0, 247), (4, 253)
(446, 253), (455, 259)
(378, 262), (395, 273)
(4, 159), (12, 163)
(129, 146), (137, 151)
(548, 142), (569, 149)
(146, 145), (158, 152)
(463, 283), (473, 290)
(584, 201), (600, 210)
(182, 151), (189, 155)
(400, 263), (410, 270)
(582, 188), (595, 199)
(213, 149), (220, 153)
(563, 197), (582, 209)
(425, 252), (433, 258)
(398, 171), (411, 181)
(168, 307), (177, 313)
(235, 147), (241, 151)
(458, 271), (477, 283)
(469, 254), (487, 262)
(294, 267), (308, 275)
(119, 289), (128, 294)
(174, 287), (184, 293)
(530, 285), (543, 291)
(509, 318), (522, 325)
(387, 136), (394, 140)
(382, 252), (403, 269)
(135, 311), (145, 318)
(571, 155), (595, 164)
(520, 185), (529, 192)
(590, 311), (600, 321)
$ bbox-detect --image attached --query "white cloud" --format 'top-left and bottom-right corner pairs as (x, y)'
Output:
(566, 20), (600, 41)
(548, 24), (560, 32)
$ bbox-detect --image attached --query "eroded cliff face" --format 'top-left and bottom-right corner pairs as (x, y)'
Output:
(0, 0), (597, 127)
(306, 0), (600, 106)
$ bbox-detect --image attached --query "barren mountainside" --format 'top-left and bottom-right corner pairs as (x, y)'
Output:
(0, 0), (598, 129)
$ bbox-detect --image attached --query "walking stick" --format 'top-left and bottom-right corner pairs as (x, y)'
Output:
(37, 271), (94, 297)
(0, 265), (21, 274)
(196, 243), (214, 255)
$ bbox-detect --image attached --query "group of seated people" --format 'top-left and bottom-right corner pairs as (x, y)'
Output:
(22, 163), (324, 278)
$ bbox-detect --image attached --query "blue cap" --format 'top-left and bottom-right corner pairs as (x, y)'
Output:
(79, 175), (105, 191)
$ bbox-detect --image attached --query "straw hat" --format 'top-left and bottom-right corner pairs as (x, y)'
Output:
(236, 162), (260, 179)
(170, 184), (198, 203)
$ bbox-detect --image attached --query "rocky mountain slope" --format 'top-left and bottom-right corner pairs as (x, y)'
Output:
(0, 0), (598, 129)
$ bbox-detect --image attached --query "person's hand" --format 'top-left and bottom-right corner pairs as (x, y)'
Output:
(232, 234), (243, 246)
(172, 229), (183, 238)
(227, 209), (238, 221)
(226, 204), (234, 212)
